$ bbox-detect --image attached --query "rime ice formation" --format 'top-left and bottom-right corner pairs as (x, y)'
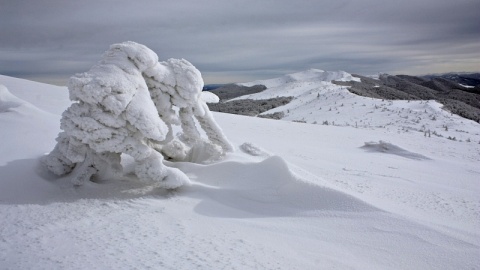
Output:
(41, 41), (232, 187)
(143, 58), (234, 163)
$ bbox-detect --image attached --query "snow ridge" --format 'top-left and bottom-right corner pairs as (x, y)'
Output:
(240, 69), (359, 88)
(0, 84), (23, 112)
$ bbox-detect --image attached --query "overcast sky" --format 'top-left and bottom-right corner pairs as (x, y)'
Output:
(1, 0), (479, 85)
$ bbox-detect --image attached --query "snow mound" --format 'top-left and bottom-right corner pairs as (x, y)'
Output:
(0, 84), (52, 116)
(0, 75), (69, 115)
(0, 84), (23, 112)
(0, 84), (62, 165)
(200, 91), (220, 103)
(361, 140), (431, 160)
(175, 155), (375, 217)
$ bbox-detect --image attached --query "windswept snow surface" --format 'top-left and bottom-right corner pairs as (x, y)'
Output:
(1, 75), (479, 269)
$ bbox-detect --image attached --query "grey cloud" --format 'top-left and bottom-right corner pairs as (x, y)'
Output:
(1, 0), (479, 85)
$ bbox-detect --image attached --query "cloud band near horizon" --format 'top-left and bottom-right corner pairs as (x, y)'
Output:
(1, 0), (479, 85)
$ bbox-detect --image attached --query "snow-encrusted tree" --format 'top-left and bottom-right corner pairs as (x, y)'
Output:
(41, 41), (233, 188)
(143, 58), (233, 162)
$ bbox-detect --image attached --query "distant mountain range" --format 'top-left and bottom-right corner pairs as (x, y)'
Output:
(202, 84), (225, 91)
(421, 73), (480, 87)
(204, 72), (480, 92)
(337, 74), (480, 122)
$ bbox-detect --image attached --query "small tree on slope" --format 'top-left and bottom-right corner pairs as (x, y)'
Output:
(41, 41), (233, 188)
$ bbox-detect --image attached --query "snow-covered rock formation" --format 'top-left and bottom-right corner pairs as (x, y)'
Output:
(41, 41), (232, 187)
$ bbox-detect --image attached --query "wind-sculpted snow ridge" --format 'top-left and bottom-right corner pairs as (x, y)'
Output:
(0, 84), (23, 112)
(0, 75), (70, 115)
(173, 155), (376, 218)
(0, 84), (57, 116)
(41, 41), (232, 188)
(0, 84), (63, 165)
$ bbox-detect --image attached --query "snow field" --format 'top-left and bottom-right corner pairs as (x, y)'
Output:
(213, 113), (480, 239)
(1, 73), (479, 269)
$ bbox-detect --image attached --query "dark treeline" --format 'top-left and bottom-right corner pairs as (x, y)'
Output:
(207, 97), (293, 116)
(335, 74), (480, 123)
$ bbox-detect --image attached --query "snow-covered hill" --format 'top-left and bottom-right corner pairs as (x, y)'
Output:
(240, 69), (359, 88)
(1, 75), (479, 269)
(235, 69), (480, 143)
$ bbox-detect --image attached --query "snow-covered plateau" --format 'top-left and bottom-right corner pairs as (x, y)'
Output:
(1, 69), (479, 269)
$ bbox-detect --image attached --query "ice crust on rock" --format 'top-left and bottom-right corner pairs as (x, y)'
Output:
(41, 41), (233, 188)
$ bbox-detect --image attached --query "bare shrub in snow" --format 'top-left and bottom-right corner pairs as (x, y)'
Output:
(239, 142), (270, 157)
(41, 41), (232, 187)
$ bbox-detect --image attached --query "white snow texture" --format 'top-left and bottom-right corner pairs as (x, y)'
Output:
(1, 71), (479, 269)
(41, 41), (232, 187)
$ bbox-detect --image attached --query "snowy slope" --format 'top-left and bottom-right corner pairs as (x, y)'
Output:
(235, 70), (480, 143)
(0, 75), (69, 115)
(0, 76), (479, 269)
